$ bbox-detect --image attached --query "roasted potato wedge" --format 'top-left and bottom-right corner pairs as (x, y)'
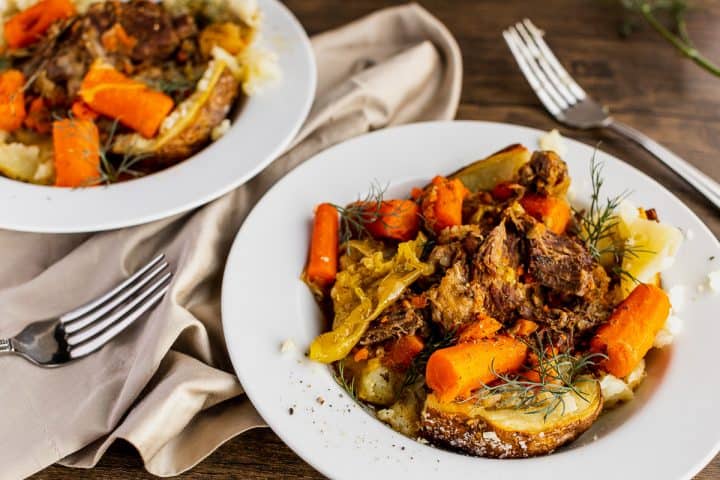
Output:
(421, 378), (602, 458)
(448, 144), (531, 192)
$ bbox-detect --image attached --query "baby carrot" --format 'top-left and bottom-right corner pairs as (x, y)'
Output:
(306, 203), (339, 287)
(426, 335), (527, 402)
(590, 284), (670, 378)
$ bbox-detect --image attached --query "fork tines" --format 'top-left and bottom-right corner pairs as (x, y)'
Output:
(503, 19), (587, 117)
(60, 254), (172, 358)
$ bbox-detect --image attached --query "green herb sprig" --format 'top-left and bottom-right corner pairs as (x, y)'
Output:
(613, 0), (720, 78)
(333, 362), (359, 402)
(332, 181), (390, 245)
(469, 332), (607, 421)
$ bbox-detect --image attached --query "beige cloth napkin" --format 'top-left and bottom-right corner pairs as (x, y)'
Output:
(0, 4), (461, 478)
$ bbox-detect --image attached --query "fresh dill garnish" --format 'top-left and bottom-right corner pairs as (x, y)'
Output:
(575, 148), (630, 260)
(145, 76), (198, 99)
(468, 331), (606, 421)
(575, 148), (652, 284)
(96, 119), (150, 184)
(333, 181), (390, 244)
(402, 326), (458, 390)
(333, 362), (359, 402)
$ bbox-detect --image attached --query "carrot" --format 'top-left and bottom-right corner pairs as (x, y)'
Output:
(71, 101), (99, 121)
(421, 176), (470, 234)
(52, 119), (101, 187)
(458, 314), (502, 343)
(353, 347), (369, 362)
(362, 199), (420, 241)
(520, 193), (571, 235)
(306, 203), (339, 287)
(0, 70), (26, 132)
(590, 284), (670, 378)
(510, 318), (539, 337)
(3, 0), (75, 49)
(101, 23), (137, 53)
(79, 61), (174, 138)
(426, 335), (527, 402)
(24, 97), (51, 133)
(384, 335), (424, 369)
(491, 181), (518, 201)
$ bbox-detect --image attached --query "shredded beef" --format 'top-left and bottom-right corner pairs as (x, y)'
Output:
(359, 297), (427, 346)
(526, 223), (595, 296)
(518, 150), (570, 196)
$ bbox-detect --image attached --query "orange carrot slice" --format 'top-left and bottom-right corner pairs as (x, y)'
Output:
(590, 284), (670, 377)
(421, 176), (470, 234)
(520, 193), (571, 235)
(3, 0), (75, 49)
(363, 199), (420, 241)
(384, 335), (424, 369)
(306, 203), (339, 287)
(79, 61), (174, 138)
(0, 70), (26, 132)
(426, 335), (527, 402)
(53, 119), (101, 187)
(458, 314), (503, 343)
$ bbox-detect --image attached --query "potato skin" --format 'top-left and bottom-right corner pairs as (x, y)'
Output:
(420, 382), (603, 458)
(152, 70), (239, 162)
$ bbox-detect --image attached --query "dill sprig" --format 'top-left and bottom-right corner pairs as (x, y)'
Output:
(401, 327), (458, 390)
(468, 331), (607, 421)
(575, 149), (653, 287)
(333, 362), (359, 402)
(575, 148), (630, 260)
(96, 119), (150, 184)
(332, 181), (389, 244)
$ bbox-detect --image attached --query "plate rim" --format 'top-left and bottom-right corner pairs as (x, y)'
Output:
(0, 0), (316, 233)
(222, 120), (720, 479)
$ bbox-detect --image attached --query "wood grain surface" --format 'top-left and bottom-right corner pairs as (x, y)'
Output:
(32, 0), (720, 478)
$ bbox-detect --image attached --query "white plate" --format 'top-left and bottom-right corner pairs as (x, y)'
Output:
(0, 0), (315, 233)
(222, 121), (720, 480)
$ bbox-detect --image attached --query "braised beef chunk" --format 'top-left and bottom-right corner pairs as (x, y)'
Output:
(526, 224), (595, 296)
(471, 220), (528, 324)
(518, 151), (570, 196)
(427, 253), (476, 331)
(86, 1), (184, 62)
(359, 297), (427, 346)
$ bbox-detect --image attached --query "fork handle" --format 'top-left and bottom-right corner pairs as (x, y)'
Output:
(608, 121), (720, 211)
(0, 338), (13, 353)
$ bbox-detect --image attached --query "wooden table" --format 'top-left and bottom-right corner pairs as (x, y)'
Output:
(34, 0), (720, 478)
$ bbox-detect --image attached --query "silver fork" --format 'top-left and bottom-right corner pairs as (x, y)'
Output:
(0, 254), (172, 367)
(503, 18), (720, 211)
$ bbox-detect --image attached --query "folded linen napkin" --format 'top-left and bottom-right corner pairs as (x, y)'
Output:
(0, 4), (461, 477)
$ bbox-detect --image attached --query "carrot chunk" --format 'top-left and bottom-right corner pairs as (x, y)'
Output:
(306, 203), (339, 287)
(421, 176), (470, 234)
(458, 314), (503, 343)
(25, 97), (51, 134)
(590, 284), (670, 378)
(510, 318), (539, 337)
(426, 336), (527, 402)
(52, 119), (101, 187)
(384, 335), (424, 369)
(362, 199), (420, 241)
(79, 61), (174, 138)
(0, 70), (26, 132)
(3, 0), (75, 49)
(71, 101), (99, 121)
(520, 193), (571, 235)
